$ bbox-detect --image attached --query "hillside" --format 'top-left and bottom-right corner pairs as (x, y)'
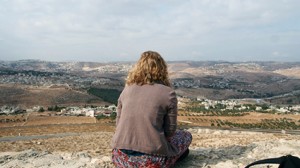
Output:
(1, 60), (300, 104)
(168, 62), (300, 103)
(0, 84), (107, 108)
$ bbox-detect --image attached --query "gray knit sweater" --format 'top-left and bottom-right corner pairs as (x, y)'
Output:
(111, 84), (179, 156)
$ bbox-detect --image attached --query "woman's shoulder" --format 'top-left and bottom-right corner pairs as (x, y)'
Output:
(149, 83), (173, 91)
(124, 83), (175, 93)
(151, 84), (176, 97)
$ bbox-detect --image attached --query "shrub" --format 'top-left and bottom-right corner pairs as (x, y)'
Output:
(38, 107), (45, 112)
(96, 114), (107, 120)
(110, 112), (117, 120)
(88, 88), (121, 105)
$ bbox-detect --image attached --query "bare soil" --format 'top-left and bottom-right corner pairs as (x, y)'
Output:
(0, 113), (115, 137)
(178, 111), (300, 127)
(1, 113), (300, 168)
(0, 84), (107, 108)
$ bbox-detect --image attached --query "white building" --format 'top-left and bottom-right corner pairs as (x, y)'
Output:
(85, 110), (95, 117)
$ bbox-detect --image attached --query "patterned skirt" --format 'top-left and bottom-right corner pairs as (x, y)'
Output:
(112, 130), (192, 168)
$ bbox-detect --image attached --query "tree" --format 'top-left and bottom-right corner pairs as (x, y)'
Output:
(96, 114), (107, 120)
(38, 107), (45, 112)
(261, 104), (269, 110)
(110, 112), (117, 120)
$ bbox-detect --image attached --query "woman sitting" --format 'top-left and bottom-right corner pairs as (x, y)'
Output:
(111, 51), (192, 168)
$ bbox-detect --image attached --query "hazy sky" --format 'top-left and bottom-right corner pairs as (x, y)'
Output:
(0, 0), (299, 62)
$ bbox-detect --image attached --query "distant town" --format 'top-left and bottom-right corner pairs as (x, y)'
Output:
(1, 96), (299, 119)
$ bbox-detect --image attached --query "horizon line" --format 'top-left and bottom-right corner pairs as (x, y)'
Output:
(1, 59), (300, 64)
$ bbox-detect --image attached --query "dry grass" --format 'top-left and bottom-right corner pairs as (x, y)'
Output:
(24, 113), (97, 126)
(0, 111), (300, 163)
(1, 111), (299, 138)
(0, 132), (114, 157)
(0, 114), (115, 157)
(0, 112), (115, 137)
(274, 67), (300, 79)
(177, 111), (300, 127)
(0, 84), (107, 108)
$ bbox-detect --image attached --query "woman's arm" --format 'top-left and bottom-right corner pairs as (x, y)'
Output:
(116, 98), (122, 126)
(164, 91), (178, 138)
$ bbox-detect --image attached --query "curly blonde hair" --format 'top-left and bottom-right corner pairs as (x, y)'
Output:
(126, 51), (171, 87)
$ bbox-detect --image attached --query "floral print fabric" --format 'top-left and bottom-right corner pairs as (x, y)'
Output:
(112, 130), (192, 168)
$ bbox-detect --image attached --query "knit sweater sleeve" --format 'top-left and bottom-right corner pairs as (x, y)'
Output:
(116, 97), (122, 126)
(164, 90), (178, 138)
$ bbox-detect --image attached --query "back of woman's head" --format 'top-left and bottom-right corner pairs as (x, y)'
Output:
(126, 51), (171, 87)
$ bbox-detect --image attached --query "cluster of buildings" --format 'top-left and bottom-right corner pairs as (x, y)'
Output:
(82, 63), (132, 73)
(0, 105), (117, 117)
(0, 70), (122, 89)
(179, 97), (300, 114)
(0, 105), (26, 115)
(57, 105), (116, 117)
(0, 61), (134, 90)
(173, 78), (231, 89)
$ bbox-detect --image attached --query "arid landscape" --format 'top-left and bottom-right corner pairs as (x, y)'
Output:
(1, 60), (300, 167)
(0, 84), (107, 108)
(1, 0), (300, 166)
(0, 119), (299, 168)
(0, 109), (300, 167)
